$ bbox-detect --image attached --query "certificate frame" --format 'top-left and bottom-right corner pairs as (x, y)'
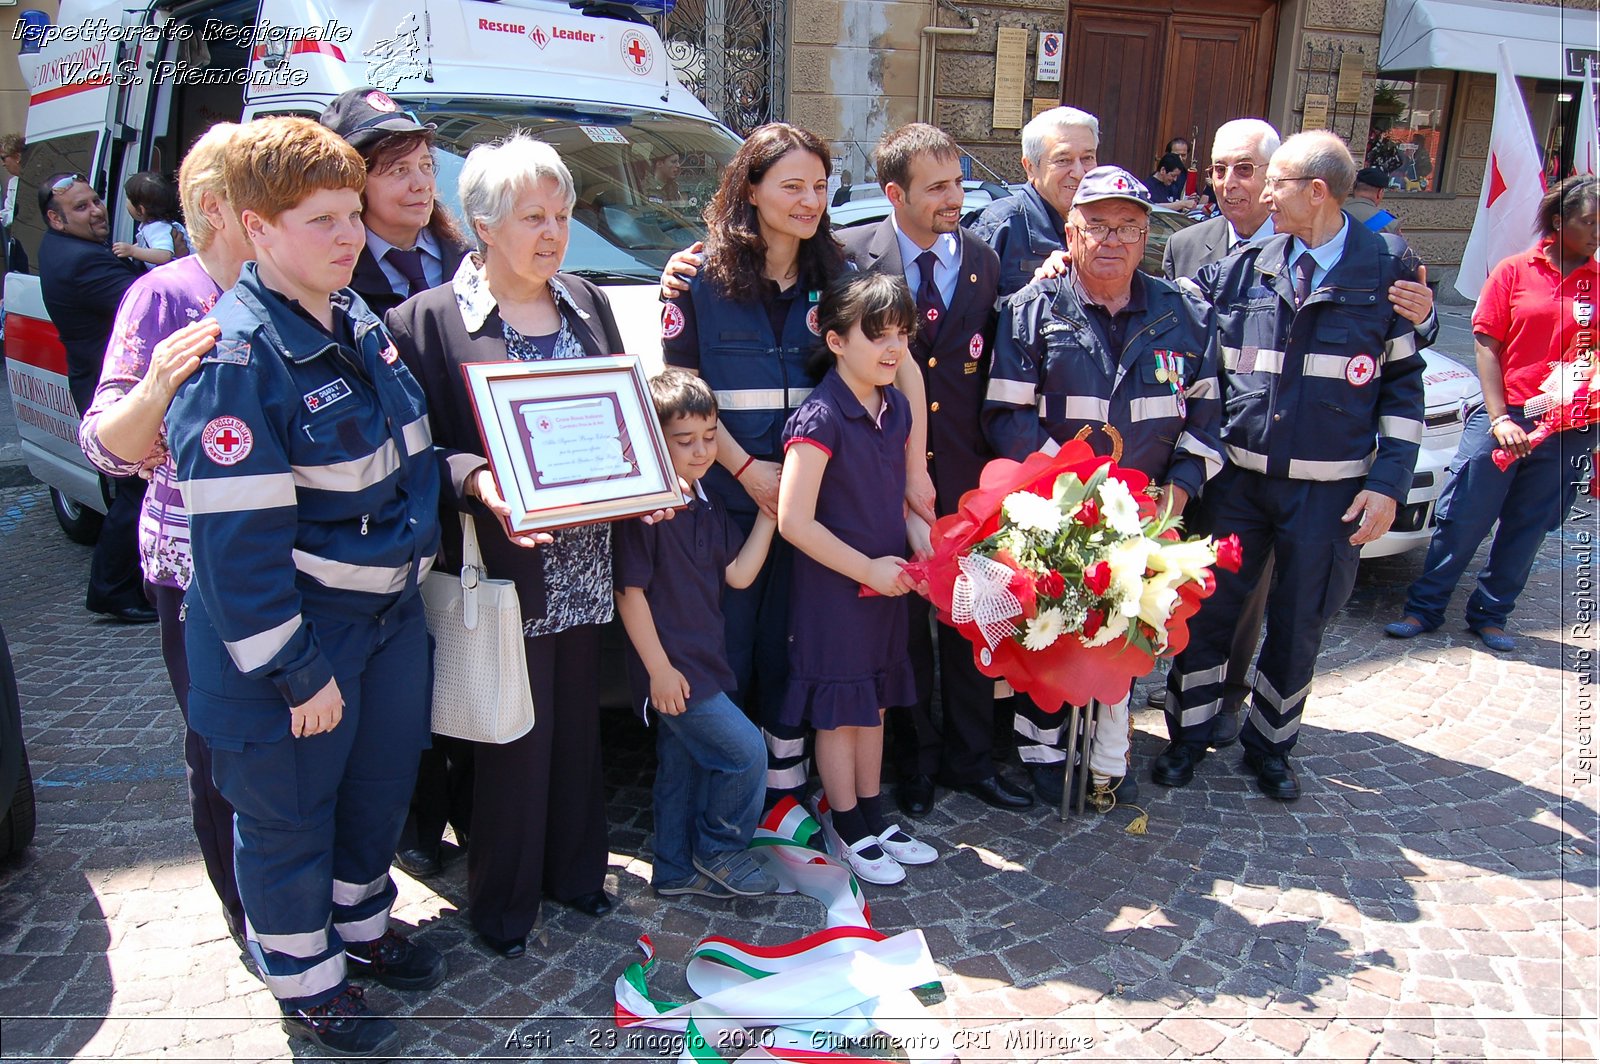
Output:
(462, 356), (685, 533)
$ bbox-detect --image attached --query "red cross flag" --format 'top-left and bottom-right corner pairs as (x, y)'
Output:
(1455, 42), (1547, 302)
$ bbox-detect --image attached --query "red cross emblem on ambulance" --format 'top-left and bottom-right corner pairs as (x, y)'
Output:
(1345, 353), (1376, 387)
(621, 29), (654, 75)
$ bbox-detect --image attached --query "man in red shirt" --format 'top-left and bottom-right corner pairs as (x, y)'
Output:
(1385, 176), (1599, 650)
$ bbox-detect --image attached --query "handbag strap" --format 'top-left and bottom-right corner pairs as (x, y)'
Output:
(460, 513), (484, 631)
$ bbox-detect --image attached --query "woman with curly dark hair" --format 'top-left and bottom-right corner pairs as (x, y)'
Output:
(659, 122), (847, 808)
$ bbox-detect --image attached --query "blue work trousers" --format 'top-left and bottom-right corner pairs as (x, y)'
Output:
(1166, 467), (1364, 757)
(1403, 405), (1592, 631)
(650, 690), (766, 886)
(198, 594), (430, 1009)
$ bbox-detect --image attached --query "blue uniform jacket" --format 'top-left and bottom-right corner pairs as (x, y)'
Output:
(168, 263), (442, 715)
(1187, 225), (1425, 501)
(662, 272), (821, 511)
(983, 270), (1223, 500)
(968, 183), (1066, 300)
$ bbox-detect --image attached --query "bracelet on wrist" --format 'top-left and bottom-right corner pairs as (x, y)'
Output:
(733, 456), (756, 480)
(1491, 414), (1513, 427)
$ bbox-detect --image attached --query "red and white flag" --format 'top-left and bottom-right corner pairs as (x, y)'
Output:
(1455, 43), (1547, 301)
(1575, 59), (1598, 178)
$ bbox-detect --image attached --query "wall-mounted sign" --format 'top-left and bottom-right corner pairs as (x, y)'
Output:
(1036, 31), (1064, 82)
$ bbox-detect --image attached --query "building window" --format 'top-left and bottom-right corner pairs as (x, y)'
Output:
(1365, 71), (1454, 193)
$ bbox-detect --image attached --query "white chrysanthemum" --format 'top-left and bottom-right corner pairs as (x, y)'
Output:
(1003, 491), (1062, 535)
(1022, 607), (1068, 651)
(1146, 539), (1218, 584)
(1096, 477), (1145, 538)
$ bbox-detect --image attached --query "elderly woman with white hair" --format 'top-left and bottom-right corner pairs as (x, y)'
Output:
(387, 131), (624, 958)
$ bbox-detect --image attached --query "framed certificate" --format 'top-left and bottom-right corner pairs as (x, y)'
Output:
(462, 356), (685, 532)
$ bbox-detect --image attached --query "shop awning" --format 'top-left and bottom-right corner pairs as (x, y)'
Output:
(1379, 0), (1600, 81)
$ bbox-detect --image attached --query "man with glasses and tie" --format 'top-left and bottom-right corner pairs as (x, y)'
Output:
(1149, 119), (1437, 752)
(1153, 131), (1426, 801)
(984, 166), (1222, 808)
(37, 172), (152, 623)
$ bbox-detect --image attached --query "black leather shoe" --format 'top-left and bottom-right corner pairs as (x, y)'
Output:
(281, 985), (398, 1057)
(1027, 763), (1066, 805)
(559, 890), (615, 917)
(1209, 705), (1244, 748)
(393, 847), (442, 878)
(345, 928), (447, 991)
(477, 931), (527, 958)
(897, 774), (936, 818)
(958, 773), (1034, 811)
(1151, 741), (1207, 787)
(97, 604), (158, 624)
(1146, 686), (1167, 709)
(1242, 748), (1301, 800)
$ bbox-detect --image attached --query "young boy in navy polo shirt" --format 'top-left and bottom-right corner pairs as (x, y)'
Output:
(615, 370), (780, 899)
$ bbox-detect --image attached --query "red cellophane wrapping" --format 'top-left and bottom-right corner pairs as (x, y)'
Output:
(914, 442), (1214, 713)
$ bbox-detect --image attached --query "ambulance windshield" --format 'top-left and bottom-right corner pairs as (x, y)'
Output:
(401, 98), (741, 283)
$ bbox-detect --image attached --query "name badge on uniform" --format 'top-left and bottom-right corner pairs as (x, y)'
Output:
(303, 378), (353, 413)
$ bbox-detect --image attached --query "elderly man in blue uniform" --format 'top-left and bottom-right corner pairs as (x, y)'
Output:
(1151, 119), (1438, 747)
(838, 122), (1033, 817)
(984, 166), (1223, 807)
(1155, 131), (1426, 800)
(970, 106), (1099, 298)
(167, 117), (445, 1057)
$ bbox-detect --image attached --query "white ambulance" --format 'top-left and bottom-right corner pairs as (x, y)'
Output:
(5, 0), (735, 540)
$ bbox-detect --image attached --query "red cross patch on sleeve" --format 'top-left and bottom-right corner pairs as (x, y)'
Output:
(1345, 354), (1377, 386)
(201, 416), (253, 466)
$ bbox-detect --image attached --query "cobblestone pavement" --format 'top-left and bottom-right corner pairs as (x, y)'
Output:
(0, 478), (1596, 1062)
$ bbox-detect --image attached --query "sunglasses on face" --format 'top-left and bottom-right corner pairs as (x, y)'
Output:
(1209, 162), (1260, 181)
(47, 173), (88, 194)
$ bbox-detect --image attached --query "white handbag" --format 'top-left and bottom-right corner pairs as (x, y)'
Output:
(422, 514), (536, 744)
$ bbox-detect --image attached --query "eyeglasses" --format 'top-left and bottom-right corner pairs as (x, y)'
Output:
(1263, 176), (1316, 190)
(47, 173), (87, 194)
(1072, 223), (1148, 243)
(1208, 161), (1260, 181)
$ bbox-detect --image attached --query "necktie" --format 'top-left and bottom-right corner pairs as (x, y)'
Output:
(385, 246), (430, 298)
(914, 250), (945, 347)
(1291, 253), (1315, 307)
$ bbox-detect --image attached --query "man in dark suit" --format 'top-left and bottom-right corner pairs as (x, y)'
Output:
(839, 124), (1033, 817)
(36, 173), (151, 622)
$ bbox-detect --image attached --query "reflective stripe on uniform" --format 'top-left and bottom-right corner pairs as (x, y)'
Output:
(1224, 445), (1269, 473)
(1178, 431), (1224, 478)
(1180, 696), (1223, 727)
(1013, 712), (1066, 746)
(292, 440), (399, 493)
(333, 909), (389, 946)
(331, 873), (389, 906)
(1288, 455), (1373, 479)
(1186, 374), (1219, 400)
(1383, 331), (1419, 364)
(1039, 395), (1111, 421)
(1304, 353), (1355, 379)
(251, 923), (330, 958)
(261, 951), (346, 1001)
(1178, 663), (1227, 690)
(1221, 346), (1286, 373)
(763, 731), (806, 759)
(766, 761), (809, 790)
(225, 614), (302, 673)
(1246, 705), (1302, 744)
(181, 472), (297, 515)
(292, 550), (415, 594)
(985, 377), (1036, 406)
(714, 387), (813, 410)
(1129, 395), (1181, 422)
(401, 415), (431, 456)
(1254, 673), (1312, 714)
(1379, 415), (1425, 444)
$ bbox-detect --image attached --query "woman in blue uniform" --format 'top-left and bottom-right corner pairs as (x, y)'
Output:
(660, 123), (849, 804)
(167, 117), (444, 1058)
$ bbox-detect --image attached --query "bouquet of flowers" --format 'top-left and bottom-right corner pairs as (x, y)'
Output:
(1491, 358), (1599, 471)
(912, 442), (1240, 712)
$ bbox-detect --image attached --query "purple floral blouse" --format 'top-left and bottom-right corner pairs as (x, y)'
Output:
(79, 255), (222, 590)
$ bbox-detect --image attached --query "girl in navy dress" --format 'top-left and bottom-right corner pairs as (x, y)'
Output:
(778, 272), (939, 885)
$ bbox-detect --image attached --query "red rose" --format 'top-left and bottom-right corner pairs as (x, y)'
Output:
(1074, 498), (1100, 526)
(1039, 569), (1066, 598)
(1084, 560), (1112, 597)
(994, 549), (1038, 619)
(1216, 534), (1243, 573)
(1082, 608), (1105, 637)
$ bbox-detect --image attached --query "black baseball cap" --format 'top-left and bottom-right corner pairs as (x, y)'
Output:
(1354, 167), (1391, 190)
(319, 87), (433, 152)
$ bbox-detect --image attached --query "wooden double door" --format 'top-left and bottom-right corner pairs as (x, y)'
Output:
(1059, 0), (1278, 176)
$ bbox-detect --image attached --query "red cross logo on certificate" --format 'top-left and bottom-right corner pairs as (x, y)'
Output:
(538, 417), (553, 432)
(1346, 354), (1377, 387)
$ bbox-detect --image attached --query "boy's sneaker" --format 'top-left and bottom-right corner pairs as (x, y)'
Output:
(692, 851), (778, 897)
(281, 985), (399, 1058)
(654, 872), (736, 900)
(344, 928), (447, 992)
